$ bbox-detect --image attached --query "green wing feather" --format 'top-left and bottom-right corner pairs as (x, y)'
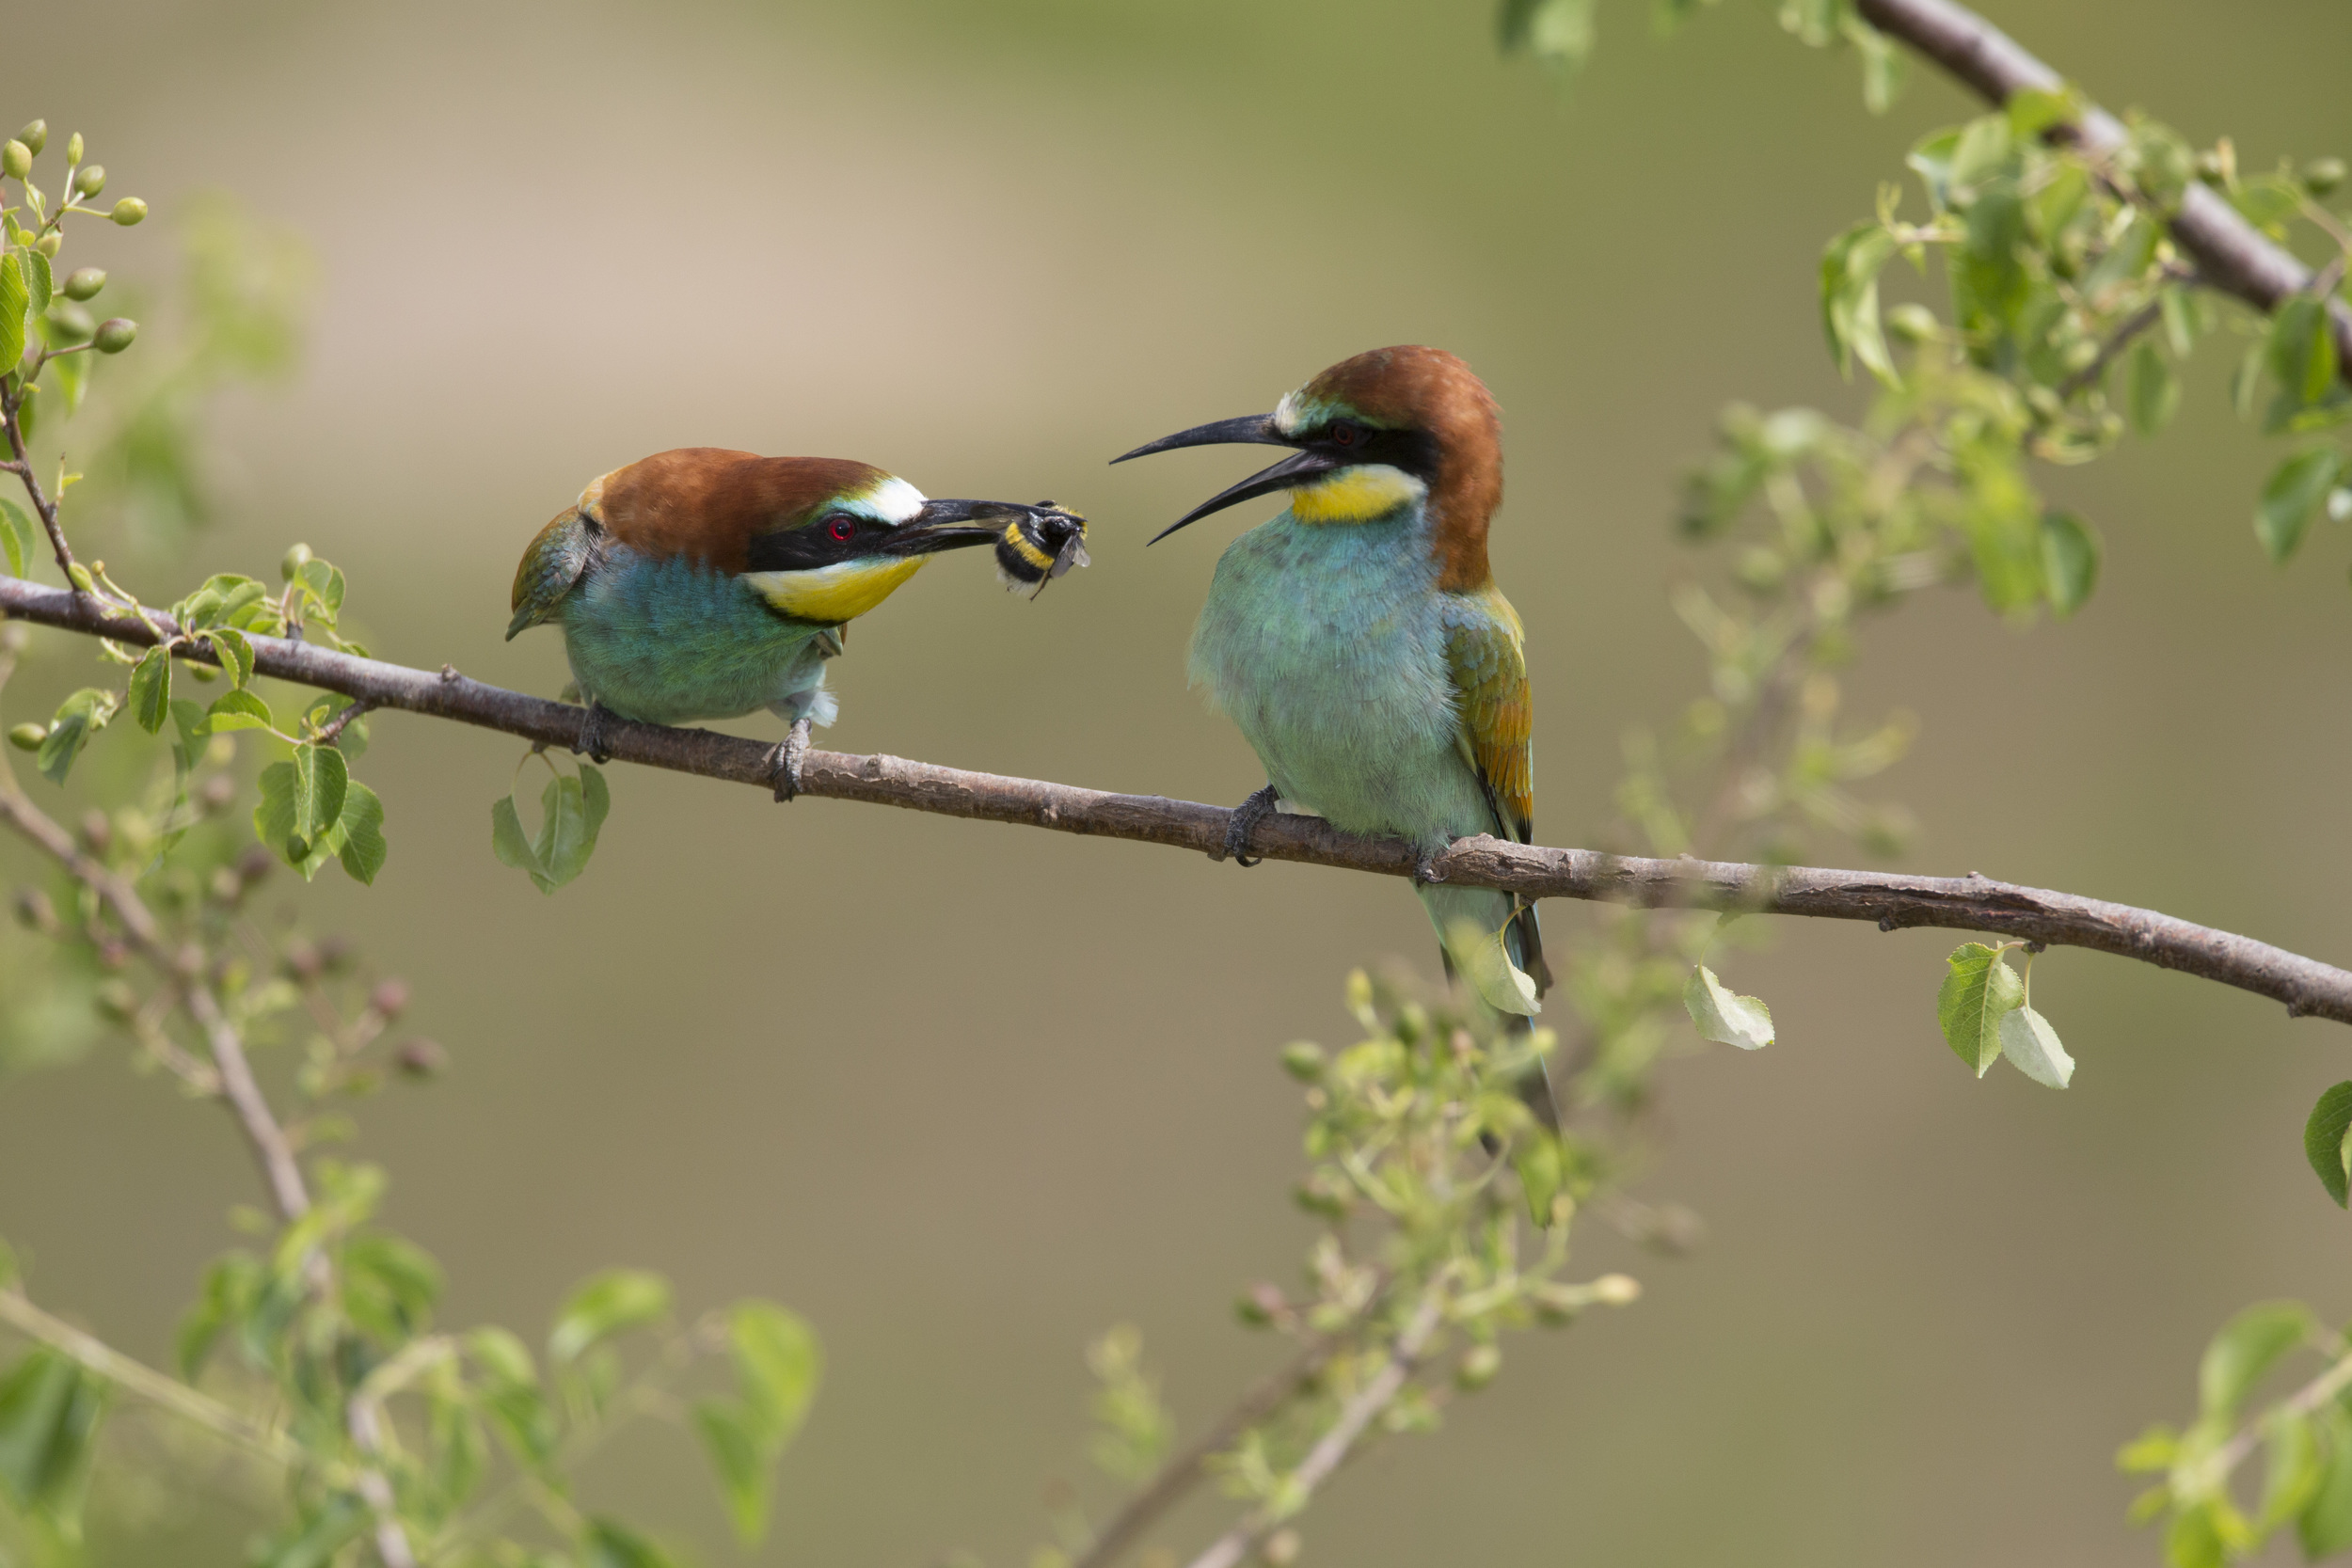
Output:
(507, 507), (595, 641)
(1442, 585), (1550, 996)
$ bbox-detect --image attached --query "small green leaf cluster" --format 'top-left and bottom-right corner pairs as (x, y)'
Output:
(2121, 1302), (2352, 1567)
(492, 755), (611, 895)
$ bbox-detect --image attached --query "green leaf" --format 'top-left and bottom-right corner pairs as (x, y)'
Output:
(14, 249), (50, 329)
(490, 794), (548, 888)
(2127, 339), (2179, 436)
(295, 556), (345, 622)
(0, 253), (24, 376)
(205, 687), (276, 735)
(730, 1302), (820, 1448)
(2040, 511), (2100, 616)
(1995, 1004), (2074, 1088)
(2262, 1411), (2325, 1528)
(465, 1327), (558, 1469)
(1841, 16), (1904, 114)
(199, 626), (255, 688)
(2257, 450), (2344, 564)
(342, 1233), (444, 1344)
(549, 1269), (671, 1364)
(0, 1348), (103, 1512)
(1683, 963), (1774, 1050)
(50, 348), (87, 415)
(279, 742), (347, 863)
(1515, 1131), (1565, 1227)
(2200, 1301), (2316, 1417)
(1936, 942), (2024, 1076)
(1820, 223), (1899, 385)
(0, 497), (33, 579)
(2268, 296), (2341, 421)
(259, 1495), (368, 1568)
(335, 782), (387, 885)
(2303, 1082), (2352, 1208)
(36, 688), (117, 784)
(127, 647), (172, 733)
(2004, 85), (2077, 139)
(178, 1254), (261, 1379)
(583, 1517), (680, 1568)
(1498, 0), (1597, 75)
(2167, 1501), (2230, 1568)
(695, 1401), (771, 1544)
(2302, 1406), (2352, 1558)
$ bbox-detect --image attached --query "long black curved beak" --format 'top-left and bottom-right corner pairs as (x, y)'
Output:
(884, 498), (1060, 556)
(1111, 414), (1338, 544)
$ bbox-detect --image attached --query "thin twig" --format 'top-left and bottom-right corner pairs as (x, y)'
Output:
(1181, 1287), (1450, 1568)
(0, 389), (79, 582)
(3, 573), (2348, 1024)
(0, 1286), (309, 1469)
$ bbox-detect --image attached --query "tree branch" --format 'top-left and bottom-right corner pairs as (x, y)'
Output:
(1853, 0), (2352, 384)
(4, 572), (2349, 1024)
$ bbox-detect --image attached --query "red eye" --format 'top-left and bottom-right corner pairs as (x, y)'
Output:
(826, 515), (856, 542)
(1329, 421), (1359, 448)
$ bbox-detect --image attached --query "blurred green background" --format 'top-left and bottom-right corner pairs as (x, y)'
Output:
(6, 0), (2352, 1561)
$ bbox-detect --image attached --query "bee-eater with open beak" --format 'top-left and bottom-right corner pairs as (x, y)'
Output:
(507, 448), (1084, 797)
(1115, 346), (1550, 1020)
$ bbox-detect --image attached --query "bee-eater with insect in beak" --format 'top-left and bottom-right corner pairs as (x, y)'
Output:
(507, 448), (1086, 797)
(1115, 346), (1550, 1021)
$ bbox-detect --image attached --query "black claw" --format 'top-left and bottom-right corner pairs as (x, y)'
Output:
(1219, 784), (1279, 868)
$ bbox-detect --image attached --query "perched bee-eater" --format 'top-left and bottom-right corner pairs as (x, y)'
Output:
(507, 448), (1084, 796)
(1115, 346), (1549, 1019)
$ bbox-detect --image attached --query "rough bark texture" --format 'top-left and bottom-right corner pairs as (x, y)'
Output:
(7, 574), (2348, 1024)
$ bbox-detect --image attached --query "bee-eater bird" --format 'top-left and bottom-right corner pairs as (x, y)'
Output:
(1114, 346), (1550, 1020)
(507, 448), (1085, 797)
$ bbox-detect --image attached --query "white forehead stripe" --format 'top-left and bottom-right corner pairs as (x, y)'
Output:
(860, 476), (927, 525)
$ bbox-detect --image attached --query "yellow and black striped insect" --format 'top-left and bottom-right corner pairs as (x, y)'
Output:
(994, 501), (1089, 599)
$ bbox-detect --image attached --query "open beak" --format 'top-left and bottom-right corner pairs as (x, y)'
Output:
(1111, 414), (1339, 544)
(884, 498), (1059, 556)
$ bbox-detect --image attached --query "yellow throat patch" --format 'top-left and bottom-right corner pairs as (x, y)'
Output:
(1287, 464), (1426, 525)
(744, 556), (928, 623)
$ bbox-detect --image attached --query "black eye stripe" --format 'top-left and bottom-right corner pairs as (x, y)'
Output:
(743, 510), (880, 572)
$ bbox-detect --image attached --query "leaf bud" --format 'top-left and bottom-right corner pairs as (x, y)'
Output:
(11, 886), (56, 932)
(1279, 1040), (1326, 1081)
(66, 562), (95, 593)
(93, 979), (138, 1023)
(199, 773), (237, 811)
(207, 866), (243, 904)
(0, 142), (28, 181)
(108, 198), (146, 226)
(71, 164), (103, 197)
(1886, 304), (1940, 343)
(60, 267), (103, 300)
(280, 542), (313, 580)
(63, 134), (82, 166)
(94, 317), (137, 355)
(15, 121), (45, 156)
(33, 232), (59, 258)
(395, 1038), (448, 1079)
(2306, 158), (2346, 198)
(1454, 1341), (1502, 1391)
(1261, 1529), (1302, 1568)
(235, 844), (275, 884)
(7, 721), (44, 752)
(370, 978), (411, 1020)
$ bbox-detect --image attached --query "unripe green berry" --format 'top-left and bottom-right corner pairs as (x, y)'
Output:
(1455, 1341), (1502, 1391)
(2307, 157), (2347, 198)
(108, 198), (146, 226)
(15, 121), (45, 157)
(60, 267), (103, 301)
(280, 542), (313, 580)
(7, 722), (45, 752)
(33, 233), (58, 258)
(71, 164), (103, 198)
(63, 133), (82, 166)
(0, 142), (28, 181)
(93, 317), (136, 355)
(1279, 1040), (1326, 1081)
